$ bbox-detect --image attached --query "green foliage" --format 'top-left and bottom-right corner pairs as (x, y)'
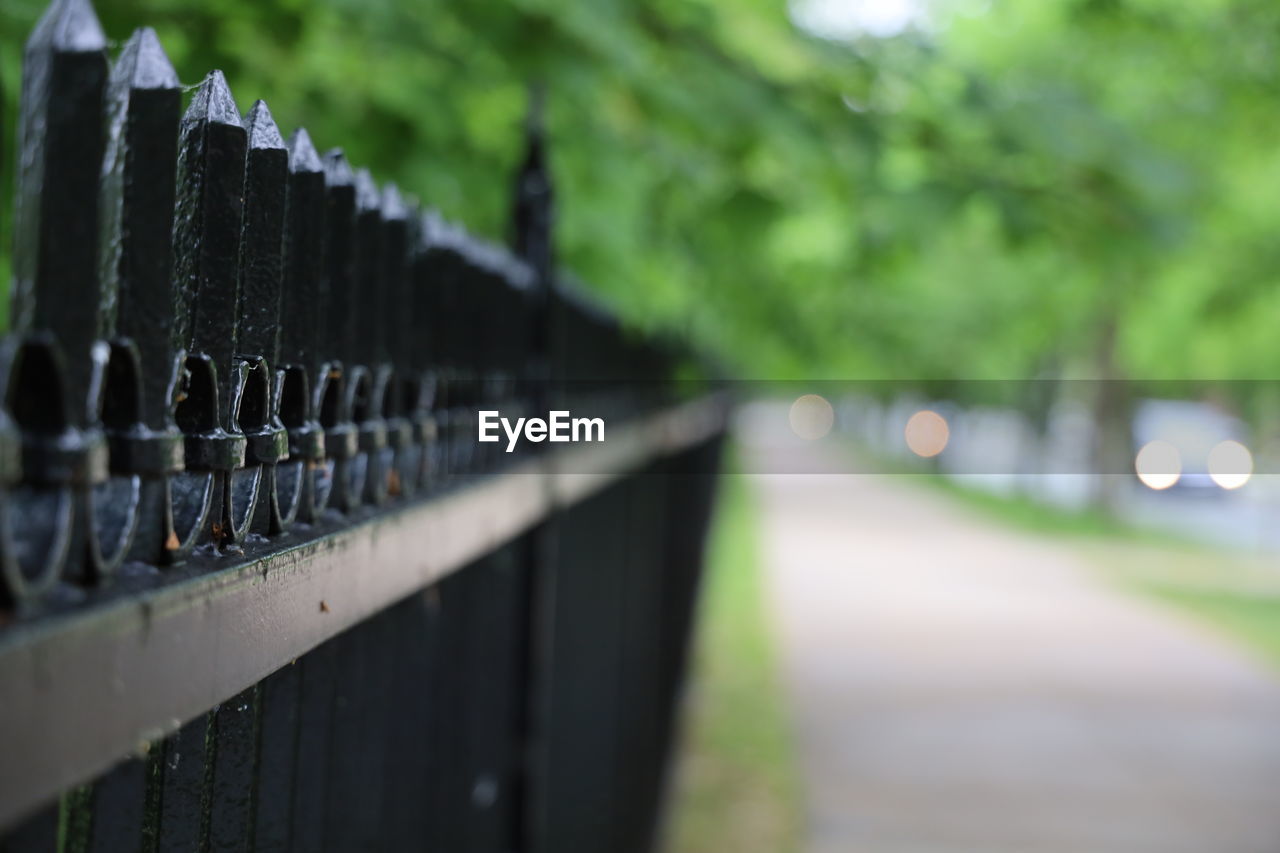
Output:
(1145, 585), (1280, 672)
(3, 0), (1280, 385)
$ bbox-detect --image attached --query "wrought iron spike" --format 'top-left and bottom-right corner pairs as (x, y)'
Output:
(322, 148), (355, 188)
(376, 184), (417, 493)
(113, 26), (177, 90)
(451, 231), (485, 379)
(380, 183), (408, 222)
(511, 83), (554, 288)
(238, 100), (289, 366)
(379, 183), (411, 384)
(289, 127), (322, 174)
(352, 168), (384, 368)
(239, 100), (292, 534)
(354, 167), (380, 214)
(427, 215), (466, 374)
(12, 0), (109, 426)
(277, 129), (328, 519)
(101, 27), (182, 430)
(185, 69), (240, 126)
(244, 99), (286, 152)
(413, 210), (446, 372)
(27, 0), (104, 53)
(322, 150), (357, 364)
(173, 70), (247, 426)
(280, 129), (326, 379)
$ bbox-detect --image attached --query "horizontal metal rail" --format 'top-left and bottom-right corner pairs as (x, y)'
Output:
(0, 393), (729, 829)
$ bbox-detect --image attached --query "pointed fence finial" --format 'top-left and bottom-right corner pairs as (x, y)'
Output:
(381, 183), (408, 221)
(185, 70), (241, 128)
(28, 0), (105, 54)
(350, 167), (384, 372)
(173, 68), (248, 426)
(511, 81), (554, 287)
(321, 149), (358, 363)
(354, 167), (380, 214)
(288, 127), (322, 175)
(279, 129), (327, 394)
(112, 27), (178, 92)
(244, 99), (286, 151)
(238, 99), (290, 367)
(323, 148), (355, 187)
(378, 183), (412, 396)
(11, 0), (110, 425)
(100, 27), (183, 429)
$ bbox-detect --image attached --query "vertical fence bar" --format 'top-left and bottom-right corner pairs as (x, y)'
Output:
(380, 591), (441, 846)
(379, 184), (419, 498)
(290, 638), (337, 852)
(319, 151), (361, 512)
(511, 92), (560, 853)
(351, 168), (390, 505)
(323, 608), (397, 850)
(154, 712), (213, 852)
(537, 485), (627, 852)
(100, 28), (208, 567)
(207, 687), (258, 851)
(83, 757), (148, 852)
(9, 0), (115, 594)
(449, 235), (483, 476)
(419, 215), (465, 481)
(278, 129), (330, 522)
(11, 0), (107, 421)
(100, 28), (181, 441)
(172, 70), (261, 547)
(251, 662), (299, 852)
(238, 100), (294, 535)
(407, 214), (439, 493)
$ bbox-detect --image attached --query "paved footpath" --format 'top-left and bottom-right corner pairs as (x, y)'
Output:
(748, 432), (1280, 853)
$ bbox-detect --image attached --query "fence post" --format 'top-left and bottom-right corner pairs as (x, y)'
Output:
(379, 183), (422, 497)
(319, 150), (363, 511)
(10, 0), (138, 591)
(415, 211), (459, 485)
(100, 28), (208, 566)
(351, 168), (391, 505)
(239, 100), (295, 535)
(279, 128), (330, 522)
(510, 87), (562, 853)
(408, 212), (441, 492)
(172, 70), (263, 547)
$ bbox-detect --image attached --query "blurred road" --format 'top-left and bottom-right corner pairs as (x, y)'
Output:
(747, 430), (1280, 853)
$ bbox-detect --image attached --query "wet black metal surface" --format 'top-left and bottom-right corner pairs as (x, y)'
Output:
(0, 0), (729, 849)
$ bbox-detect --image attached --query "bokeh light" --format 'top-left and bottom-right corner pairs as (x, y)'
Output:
(904, 410), (949, 457)
(789, 394), (835, 440)
(1207, 440), (1252, 490)
(1135, 440), (1181, 490)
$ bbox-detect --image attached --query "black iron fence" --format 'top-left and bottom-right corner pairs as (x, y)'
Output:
(0, 0), (729, 849)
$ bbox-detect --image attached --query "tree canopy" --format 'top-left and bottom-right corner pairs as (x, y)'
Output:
(3, 0), (1279, 387)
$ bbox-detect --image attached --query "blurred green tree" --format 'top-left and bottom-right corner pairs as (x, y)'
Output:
(2, 0), (1279, 395)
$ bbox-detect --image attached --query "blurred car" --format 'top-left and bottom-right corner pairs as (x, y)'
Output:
(1132, 399), (1247, 491)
